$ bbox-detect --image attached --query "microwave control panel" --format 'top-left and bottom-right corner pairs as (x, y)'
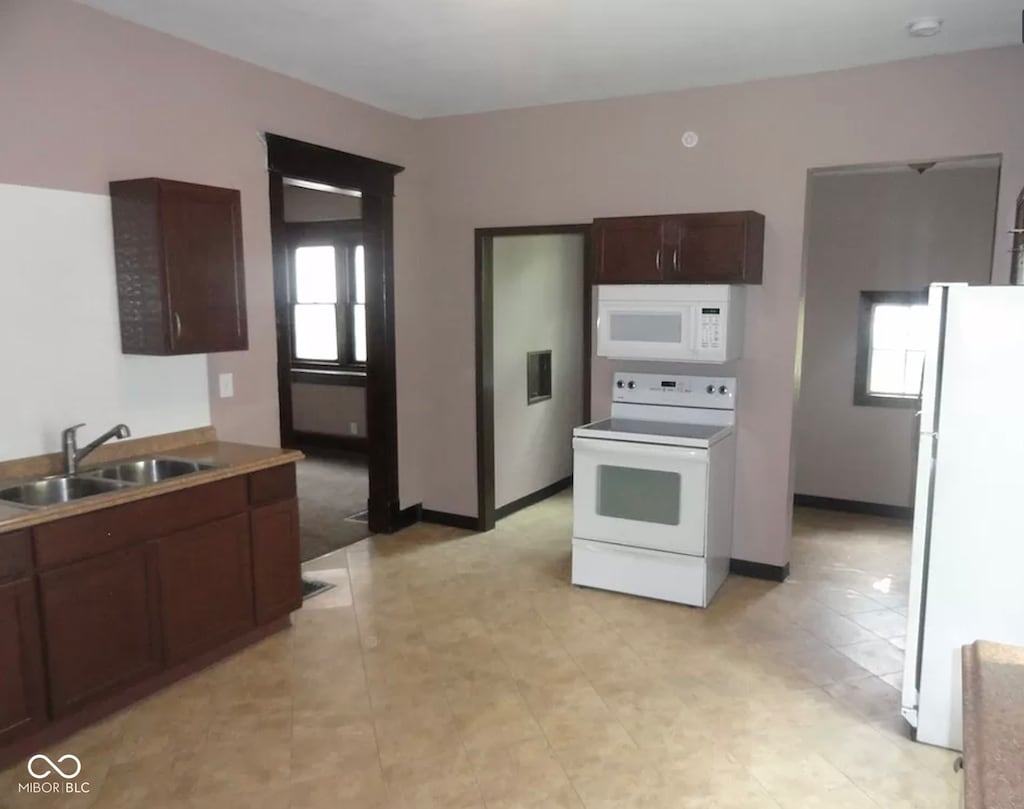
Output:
(699, 306), (724, 350)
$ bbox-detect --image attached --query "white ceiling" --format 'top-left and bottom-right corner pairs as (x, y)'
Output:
(75, 0), (1020, 118)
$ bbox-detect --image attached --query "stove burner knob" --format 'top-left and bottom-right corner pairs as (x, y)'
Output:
(719, 385), (729, 395)
(616, 380), (624, 389)
(627, 381), (637, 390)
(706, 384), (715, 394)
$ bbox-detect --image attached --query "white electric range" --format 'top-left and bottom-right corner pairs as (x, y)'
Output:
(571, 372), (737, 608)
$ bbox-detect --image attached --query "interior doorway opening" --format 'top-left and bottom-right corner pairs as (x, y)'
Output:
(266, 134), (403, 553)
(474, 225), (592, 531)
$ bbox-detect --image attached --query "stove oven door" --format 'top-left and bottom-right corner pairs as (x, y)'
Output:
(572, 436), (708, 556)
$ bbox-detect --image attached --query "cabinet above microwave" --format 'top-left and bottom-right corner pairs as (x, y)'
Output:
(596, 285), (744, 363)
(593, 211), (764, 285)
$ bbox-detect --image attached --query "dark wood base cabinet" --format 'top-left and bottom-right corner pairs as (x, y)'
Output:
(157, 513), (254, 666)
(0, 463), (300, 764)
(39, 546), (162, 718)
(0, 578), (47, 747)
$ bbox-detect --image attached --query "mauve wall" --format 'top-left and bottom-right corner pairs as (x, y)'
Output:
(418, 47), (1024, 566)
(0, 0), (427, 506)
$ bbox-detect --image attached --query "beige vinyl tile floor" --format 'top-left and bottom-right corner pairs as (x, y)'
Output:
(1, 496), (959, 809)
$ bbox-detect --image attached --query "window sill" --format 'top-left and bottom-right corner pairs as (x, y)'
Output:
(853, 392), (920, 409)
(290, 368), (367, 387)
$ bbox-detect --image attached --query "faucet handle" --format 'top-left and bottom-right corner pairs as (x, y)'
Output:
(61, 423), (86, 443)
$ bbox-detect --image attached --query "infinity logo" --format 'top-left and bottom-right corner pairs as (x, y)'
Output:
(27, 754), (82, 780)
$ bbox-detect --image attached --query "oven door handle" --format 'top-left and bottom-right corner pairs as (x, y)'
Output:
(572, 436), (708, 462)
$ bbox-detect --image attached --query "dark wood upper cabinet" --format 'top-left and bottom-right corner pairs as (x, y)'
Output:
(593, 211), (764, 285)
(38, 545), (162, 717)
(110, 178), (248, 355)
(593, 216), (666, 283)
(0, 578), (47, 746)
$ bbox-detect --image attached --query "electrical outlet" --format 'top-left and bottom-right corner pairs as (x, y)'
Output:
(218, 373), (234, 398)
(349, 422), (358, 435)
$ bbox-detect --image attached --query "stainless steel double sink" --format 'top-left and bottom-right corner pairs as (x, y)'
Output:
(0, 457), (220, 509)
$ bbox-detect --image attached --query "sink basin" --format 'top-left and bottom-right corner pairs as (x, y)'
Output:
(86, 457), (219, 485)
(0, 475), (129, 508)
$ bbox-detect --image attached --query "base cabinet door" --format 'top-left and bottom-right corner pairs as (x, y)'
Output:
(157, 513), (254, 665)
(251, 499), (302, 624)
(39, 546), (161, 717)
(0, 579), (47, 745)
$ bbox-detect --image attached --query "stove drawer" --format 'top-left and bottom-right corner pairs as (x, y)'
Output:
(571, 538), (708, 607)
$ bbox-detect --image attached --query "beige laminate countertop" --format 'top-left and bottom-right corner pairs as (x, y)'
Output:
(0, 438), (303, 534)
(962, 640), (1024, 809)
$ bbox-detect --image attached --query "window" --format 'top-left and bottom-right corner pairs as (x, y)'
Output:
(854, 290), (930, 407)
(288, 228), (366, 369)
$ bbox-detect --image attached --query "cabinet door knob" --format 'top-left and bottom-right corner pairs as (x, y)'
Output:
(672, 248), (679, 273)
(655, 250), (661, 272)
(173, 312), (182, 339)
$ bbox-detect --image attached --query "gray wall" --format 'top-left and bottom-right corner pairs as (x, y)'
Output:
(794, 165), (999, 507)
(291, 383), (366, 437)
(283, 185), (362, 222)
(493, 234), (585, 509)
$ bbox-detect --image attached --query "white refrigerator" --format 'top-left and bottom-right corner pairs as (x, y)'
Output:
(902, 283), (1024, 750)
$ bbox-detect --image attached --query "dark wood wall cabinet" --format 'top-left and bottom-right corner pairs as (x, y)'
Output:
(593, 211), (765, 285)
(0, 464), (299, 759)
(110, 178), (249, 354)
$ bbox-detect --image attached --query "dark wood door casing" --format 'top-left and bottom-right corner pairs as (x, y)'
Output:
(266, 134), (404, 535)
(1012, 187), (1024, 285)
(0, 578), (46, 745)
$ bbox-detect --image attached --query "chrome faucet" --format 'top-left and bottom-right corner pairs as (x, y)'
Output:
(62, 423), (132, 475)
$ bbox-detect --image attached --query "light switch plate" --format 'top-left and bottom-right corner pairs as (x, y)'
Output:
(218, 373), (234, 398)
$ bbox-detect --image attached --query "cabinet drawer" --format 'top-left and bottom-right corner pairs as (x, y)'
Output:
(34, 476), (248, 569)
(249, 464), (297, 507)
(0, 530), (32, 583)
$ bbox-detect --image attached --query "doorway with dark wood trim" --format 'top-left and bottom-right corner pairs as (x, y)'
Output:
(267, 133), (403, 536)
(474, 224), (592, 532)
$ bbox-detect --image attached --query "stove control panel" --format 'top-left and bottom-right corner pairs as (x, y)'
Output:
(612, 373), (737, 409)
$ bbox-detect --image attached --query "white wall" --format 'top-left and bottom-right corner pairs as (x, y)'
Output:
(795, 165), (999, 507)
(0, 183), (210, 460)
(493, 234), (584, 509)
(290, 383), (366, 437)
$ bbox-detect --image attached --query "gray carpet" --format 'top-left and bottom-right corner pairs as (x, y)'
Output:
(295, 453), (371, 562)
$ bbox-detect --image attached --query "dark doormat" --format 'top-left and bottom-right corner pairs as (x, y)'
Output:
(301, 578), (336, 600)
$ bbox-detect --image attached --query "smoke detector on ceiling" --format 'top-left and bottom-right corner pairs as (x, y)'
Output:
(907, 17), (943, 37)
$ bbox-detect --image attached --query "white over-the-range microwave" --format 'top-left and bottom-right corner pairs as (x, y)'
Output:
(596, 285), (744, 362)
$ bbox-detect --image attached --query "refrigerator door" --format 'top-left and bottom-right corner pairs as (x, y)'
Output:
(901, 284), (949, 728)
(914, 285), (1024, 750)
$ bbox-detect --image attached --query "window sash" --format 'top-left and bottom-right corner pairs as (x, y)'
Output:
(854, 290), (928, 408)
(286, 227), (367, 370)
